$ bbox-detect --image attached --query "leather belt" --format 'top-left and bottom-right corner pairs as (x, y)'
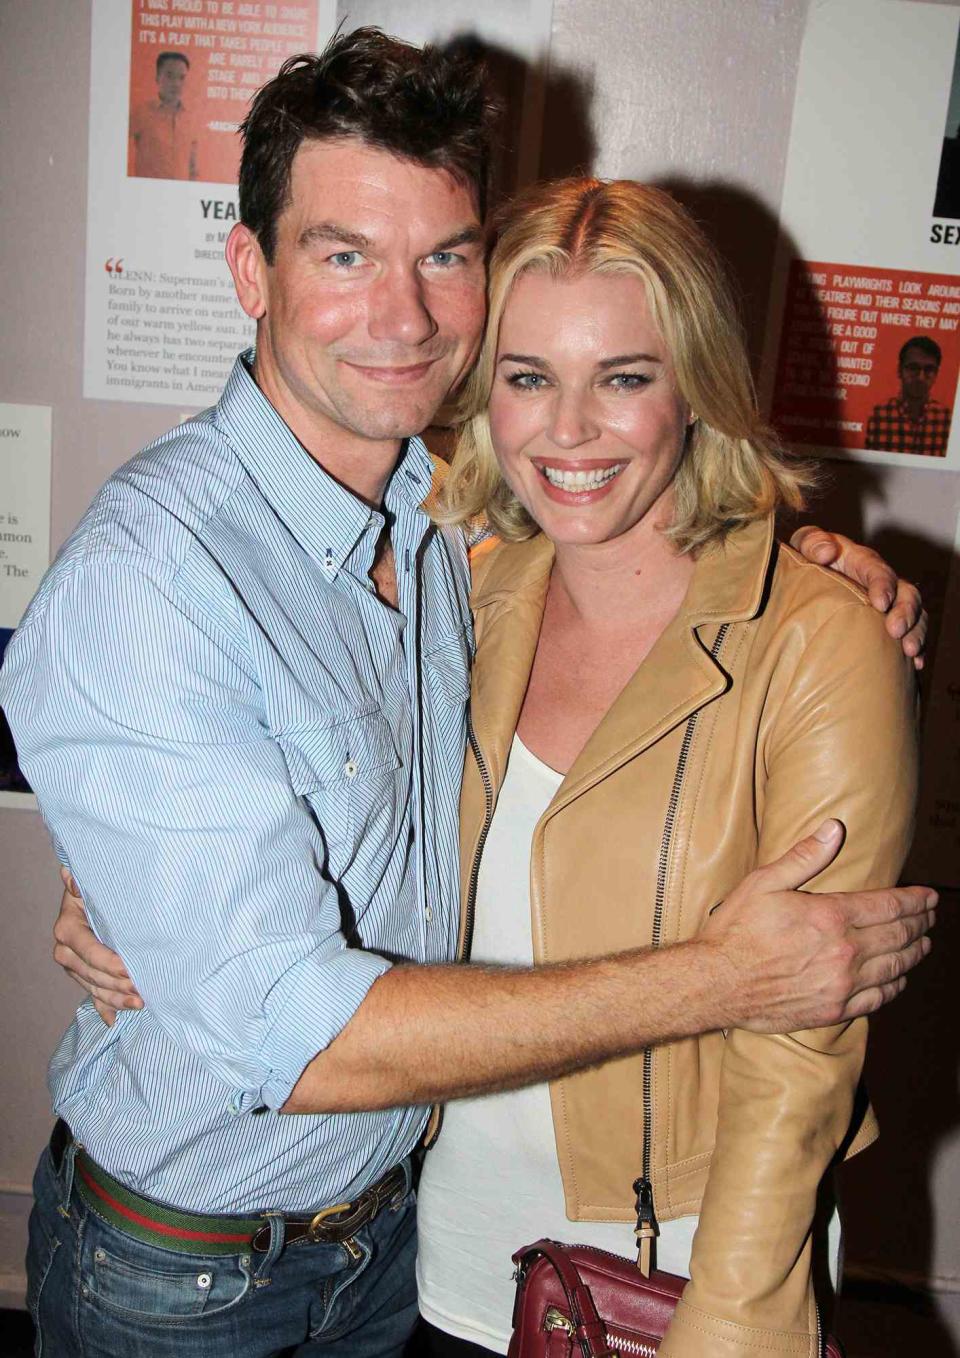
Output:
(51, 1120), (408, 1257)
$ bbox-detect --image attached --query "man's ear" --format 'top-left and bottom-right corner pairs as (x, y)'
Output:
(226, 222), (268, 321)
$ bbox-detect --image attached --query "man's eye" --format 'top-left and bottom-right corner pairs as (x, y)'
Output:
(329, 251), (364, 268)
(425, 251), (461, 268)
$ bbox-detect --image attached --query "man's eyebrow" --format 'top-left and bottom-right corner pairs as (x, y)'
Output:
(430, 225), (484, 253)
(298, 222), (372, 251)
(296, 222), (484, 254)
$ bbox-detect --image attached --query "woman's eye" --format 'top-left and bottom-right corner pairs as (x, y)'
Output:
(329, 251), (364, 268)
(607, 372), (651, 390)
(506, 371), (548, 390)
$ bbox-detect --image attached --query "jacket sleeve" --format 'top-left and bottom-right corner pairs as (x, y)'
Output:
(658, 590), (918, 1358)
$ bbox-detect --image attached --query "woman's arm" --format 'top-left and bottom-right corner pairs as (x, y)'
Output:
(659, 578), (918, 1358)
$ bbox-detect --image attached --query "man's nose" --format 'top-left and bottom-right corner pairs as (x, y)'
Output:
(367, 269), (438, 347)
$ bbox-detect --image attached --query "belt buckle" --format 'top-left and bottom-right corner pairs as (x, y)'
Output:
(307, 1201), (352, 1243)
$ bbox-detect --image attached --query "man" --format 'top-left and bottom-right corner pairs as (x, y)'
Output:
(2, 30), (933, 1358)
(866, 335), (953, 457)
(130, 50), (199, 181)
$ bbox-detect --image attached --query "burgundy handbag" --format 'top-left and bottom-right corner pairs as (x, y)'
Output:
(508, 1237), (845, 1358)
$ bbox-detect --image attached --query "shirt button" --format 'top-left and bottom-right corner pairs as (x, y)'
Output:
(344, 759), (358, 779)
(424, 905), (433, 923)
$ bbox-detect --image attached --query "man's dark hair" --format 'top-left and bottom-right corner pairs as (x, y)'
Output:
(239, 27), (499, 264)
(899, 335), (942, 366)
(156, 52), (190, 76)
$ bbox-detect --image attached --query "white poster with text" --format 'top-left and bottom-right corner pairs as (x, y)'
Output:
(84, 0), (336, 408)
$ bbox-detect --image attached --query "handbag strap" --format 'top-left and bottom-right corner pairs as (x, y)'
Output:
(513, 1239), (617, 1358)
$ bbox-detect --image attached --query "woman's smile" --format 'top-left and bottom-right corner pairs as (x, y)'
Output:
(532, 457), (628, 501)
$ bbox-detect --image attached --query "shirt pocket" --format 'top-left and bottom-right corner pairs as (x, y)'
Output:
(423, 621), (471, 707)
(276, 710), (403, 875)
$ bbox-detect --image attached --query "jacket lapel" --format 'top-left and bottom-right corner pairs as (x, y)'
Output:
(545, 516), (778, 816)
(466, 517), (777, 812)
(468, 534), (554, 795)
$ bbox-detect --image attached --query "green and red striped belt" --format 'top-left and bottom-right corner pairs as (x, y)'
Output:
(54, 1122), (408, 1257)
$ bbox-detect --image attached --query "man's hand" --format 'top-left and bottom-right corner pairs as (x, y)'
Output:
(791, 525), (927, 668)
(702, 819), (936, 1032)
(53, 869), (142, 1025)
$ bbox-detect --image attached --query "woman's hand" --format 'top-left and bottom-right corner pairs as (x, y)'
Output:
(53, 869), (142, 1025)
(791, 525), (927, 667)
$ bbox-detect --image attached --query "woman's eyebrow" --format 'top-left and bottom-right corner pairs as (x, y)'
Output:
(498, 352), (550, 367)
(597, 352), (662, 369)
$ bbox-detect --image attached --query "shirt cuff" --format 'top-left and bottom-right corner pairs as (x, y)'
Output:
(244, 945), (394, 1112)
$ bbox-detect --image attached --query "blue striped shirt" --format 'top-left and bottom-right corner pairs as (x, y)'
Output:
(0, 353), (471, 1213)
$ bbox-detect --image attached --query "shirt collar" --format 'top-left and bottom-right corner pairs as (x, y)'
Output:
(215, 350), (433, 578)
(893, 395), (942, 421)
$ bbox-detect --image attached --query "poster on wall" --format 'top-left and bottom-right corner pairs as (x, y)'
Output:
(0, 405), (52, 811)
(761, 0), (960, 470)
(84, 0), (337, 408)
(763, 0), (960, 886)
(85, 0), (553, 412)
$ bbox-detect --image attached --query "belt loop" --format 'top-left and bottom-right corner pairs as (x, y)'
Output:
(57, 1138), (79, 1219)
(255, 1212), (286, 1274)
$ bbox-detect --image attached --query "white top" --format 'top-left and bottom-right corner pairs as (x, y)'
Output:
(416, 735), (698, 1353)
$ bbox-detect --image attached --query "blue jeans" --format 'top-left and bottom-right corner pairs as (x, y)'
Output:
(26, 1138), (419, 1357)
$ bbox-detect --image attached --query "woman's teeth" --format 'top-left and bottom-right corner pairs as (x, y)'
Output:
(540, 464), (626, 491)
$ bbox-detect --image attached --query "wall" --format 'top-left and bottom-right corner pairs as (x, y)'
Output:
(1, 1), (957, 1348)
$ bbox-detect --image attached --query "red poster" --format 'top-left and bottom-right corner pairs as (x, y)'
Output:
(127, 0), (320, 185)
(770, 259), (960, 458)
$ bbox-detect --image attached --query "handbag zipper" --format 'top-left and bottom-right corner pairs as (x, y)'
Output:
(460, 712), (494, 961)
(636, 623), (730, 1270)
(544, 1305), (657, 1357)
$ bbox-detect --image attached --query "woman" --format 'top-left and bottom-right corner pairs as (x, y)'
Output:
(413, 178), (917, 1357)
(55, 180), (921, 1358)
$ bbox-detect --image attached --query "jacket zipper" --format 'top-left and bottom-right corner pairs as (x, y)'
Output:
(460, 711), (494, 962)
(635, 623), (730, 1265)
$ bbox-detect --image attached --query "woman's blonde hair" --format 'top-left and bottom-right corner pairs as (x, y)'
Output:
(437, 177), (813, 553)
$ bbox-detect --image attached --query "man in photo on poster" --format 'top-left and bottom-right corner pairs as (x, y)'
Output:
(129, 50), (199, 182)
(866, 335), (953, 457)
(0, 28), (934, 1358)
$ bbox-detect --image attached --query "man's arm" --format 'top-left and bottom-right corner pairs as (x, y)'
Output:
(51, 819), (933, 1111)
(4, 560), (393, 1112)
(791, 524), (926, 665)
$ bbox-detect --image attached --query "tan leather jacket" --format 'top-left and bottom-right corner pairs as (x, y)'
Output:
(457, 515), (917, 1358)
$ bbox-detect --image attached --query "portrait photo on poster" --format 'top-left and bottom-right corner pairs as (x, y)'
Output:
(126, 0), (325, 185)
(769, 260), (960, 464)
